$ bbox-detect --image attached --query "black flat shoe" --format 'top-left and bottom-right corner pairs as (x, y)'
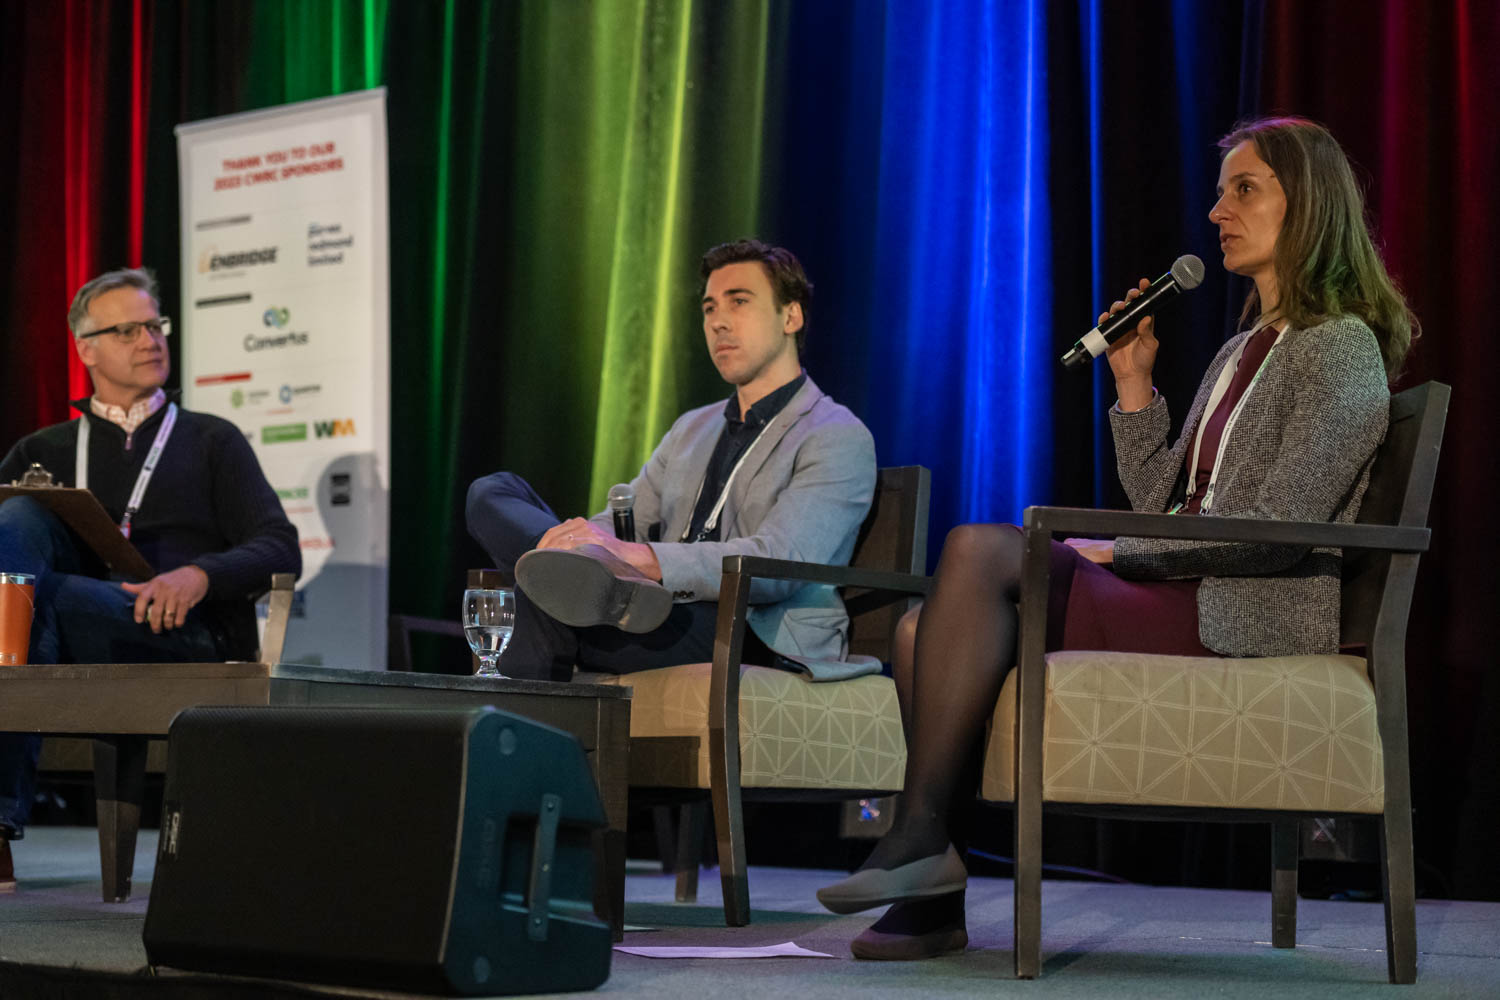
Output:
(516, 546), (672, 634)
(816, 844), (967, 915)
(1, 837), (15, 893)
(851, 921), (968, 960)
(850, 891), (968, 960)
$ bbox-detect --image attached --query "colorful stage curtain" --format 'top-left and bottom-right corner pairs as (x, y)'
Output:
(1, 0), (152, 427)
(2, 0), (1497, 898)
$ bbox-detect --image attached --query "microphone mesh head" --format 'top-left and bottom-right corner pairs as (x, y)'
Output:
(1171, 254), (1206, 290)
(607, 483), (635, 511)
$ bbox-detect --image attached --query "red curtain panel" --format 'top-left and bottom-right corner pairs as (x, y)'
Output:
(2, 0), (151, 442)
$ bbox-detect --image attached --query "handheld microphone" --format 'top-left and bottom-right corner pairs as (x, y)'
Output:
(608, 483), (636, 541)
(1061, 254), (1206, 369)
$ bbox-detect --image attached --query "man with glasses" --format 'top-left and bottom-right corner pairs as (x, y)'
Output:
(0, 268), (300, 889)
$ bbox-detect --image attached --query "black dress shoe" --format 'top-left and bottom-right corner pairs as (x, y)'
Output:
(816, 844), (967, 915)
(1, 837), (15, 893)
(516, 545), (672, 634)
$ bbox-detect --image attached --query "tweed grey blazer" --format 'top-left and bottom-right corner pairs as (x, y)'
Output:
(1109, 316), (1390, 656)
(590, 375), (878, 677)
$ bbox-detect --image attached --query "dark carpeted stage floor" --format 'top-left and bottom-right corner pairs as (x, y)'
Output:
(3, 827), (1497, 998)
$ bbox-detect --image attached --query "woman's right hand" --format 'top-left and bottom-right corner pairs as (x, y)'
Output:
(1102, 278), (1158, 411)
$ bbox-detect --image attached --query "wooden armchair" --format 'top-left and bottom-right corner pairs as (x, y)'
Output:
(582, 465), (932, 925)
(982, 382), (1449, 982)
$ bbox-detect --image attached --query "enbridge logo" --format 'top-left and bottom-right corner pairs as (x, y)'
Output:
(198, 245), (278, 272)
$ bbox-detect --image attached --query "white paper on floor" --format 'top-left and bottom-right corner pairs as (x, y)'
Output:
(614, 941), (834, 959)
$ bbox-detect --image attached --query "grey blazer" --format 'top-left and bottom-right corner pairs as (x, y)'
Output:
(1109, 316), (1390, 656)
(590, 375), (879, 679)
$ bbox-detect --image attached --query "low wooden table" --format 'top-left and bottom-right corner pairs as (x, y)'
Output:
(0, 662), (631, 937)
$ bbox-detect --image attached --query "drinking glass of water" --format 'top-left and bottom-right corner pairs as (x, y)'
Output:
(462, 588), (515, 678)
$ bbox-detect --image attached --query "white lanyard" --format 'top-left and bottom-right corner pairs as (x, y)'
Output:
(76, 402), (179, 538)
(1182, 321), (1286, 514)
(680, 420), (775, 542)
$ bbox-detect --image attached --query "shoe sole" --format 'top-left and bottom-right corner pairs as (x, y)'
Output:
(851, 927), (968, 961)
(516, 550), (672, 634)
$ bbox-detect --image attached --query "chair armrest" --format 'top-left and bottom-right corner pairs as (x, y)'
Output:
(721, 555), (931, 596)
(1023, 506), (1430, 553)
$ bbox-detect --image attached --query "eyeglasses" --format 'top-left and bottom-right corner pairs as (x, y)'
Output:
(78, 317), (173, 344)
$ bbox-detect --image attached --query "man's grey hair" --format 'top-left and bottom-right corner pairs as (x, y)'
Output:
(67, 268), (160, 338)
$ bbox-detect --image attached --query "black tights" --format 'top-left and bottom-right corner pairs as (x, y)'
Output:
(854, 524), (1027, 942)
(865, 522), (1027, 872)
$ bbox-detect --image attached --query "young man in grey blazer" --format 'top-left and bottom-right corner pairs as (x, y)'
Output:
(466, 240), (877, 682)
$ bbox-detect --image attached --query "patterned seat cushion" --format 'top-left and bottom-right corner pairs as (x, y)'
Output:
(580, 664), (905, 791)
(980, 651), (1384, 813)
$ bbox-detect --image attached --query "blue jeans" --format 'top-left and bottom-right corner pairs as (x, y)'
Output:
(0, 497), (219, 836)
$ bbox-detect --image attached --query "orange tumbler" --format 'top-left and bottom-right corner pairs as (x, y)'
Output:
(0, 572), (36, 666)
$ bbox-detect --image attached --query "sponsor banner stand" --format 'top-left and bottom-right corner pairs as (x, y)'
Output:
(176, 89), (390, 670)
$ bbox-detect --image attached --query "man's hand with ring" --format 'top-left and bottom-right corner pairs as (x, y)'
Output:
(121, 565), (211, 634)
(537, 517), (613, 552)
(534, 516), (664, 582)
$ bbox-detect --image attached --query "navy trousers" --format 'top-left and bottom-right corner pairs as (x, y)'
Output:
(464, 472), (771, 682)
(0, 497), (218, 836)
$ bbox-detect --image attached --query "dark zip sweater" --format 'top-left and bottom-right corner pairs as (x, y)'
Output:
(0, 394), (300, 658)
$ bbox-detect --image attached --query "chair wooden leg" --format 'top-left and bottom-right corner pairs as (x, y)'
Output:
(709, 566), (753, 926)
(674, 801), (706, 903)
(1014, 772), (1042, 978)
(711, 772), (749, 925)
(1369, 613), (1419, 984)
(1271, 820), (1299, 948)
(1380, 811), (1418, 983)
(92, 736), (147, 903)
(652, 805), (678, 874)
(590, 826), (628, 942)
(1013, 521), (1052, 979)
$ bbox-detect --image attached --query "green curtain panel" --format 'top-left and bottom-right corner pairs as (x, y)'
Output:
(123, 0), (782, 622)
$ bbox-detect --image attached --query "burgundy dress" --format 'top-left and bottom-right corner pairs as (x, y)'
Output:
(1049, 324), (1281, 657)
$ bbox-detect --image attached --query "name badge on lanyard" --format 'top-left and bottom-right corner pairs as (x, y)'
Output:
(680, 421), (774, 543)
(75, 403), (179, 539)
(1180, 321), (1286, 515)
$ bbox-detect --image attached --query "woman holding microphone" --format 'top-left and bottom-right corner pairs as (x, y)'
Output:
(817, 117), (1416, 959)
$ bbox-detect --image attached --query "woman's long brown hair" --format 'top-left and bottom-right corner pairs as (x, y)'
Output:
(1220, 117), (1416, 379)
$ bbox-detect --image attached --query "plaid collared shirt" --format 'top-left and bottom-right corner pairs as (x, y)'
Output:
(89, 388), (167, 445)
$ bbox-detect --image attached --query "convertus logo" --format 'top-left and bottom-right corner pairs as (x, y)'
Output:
(314, 418), (356, 439)
(263, 307), (290, 327)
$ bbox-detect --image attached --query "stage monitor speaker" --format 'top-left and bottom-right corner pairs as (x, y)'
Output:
(142, 704), (612, 996)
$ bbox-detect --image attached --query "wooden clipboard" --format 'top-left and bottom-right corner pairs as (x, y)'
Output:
(0, 486), (156, 581)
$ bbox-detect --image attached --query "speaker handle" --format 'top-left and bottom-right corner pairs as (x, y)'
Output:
(527, 793), (562, 942)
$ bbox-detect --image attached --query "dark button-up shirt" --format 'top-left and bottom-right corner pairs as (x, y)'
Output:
(684, 373), (806, 542)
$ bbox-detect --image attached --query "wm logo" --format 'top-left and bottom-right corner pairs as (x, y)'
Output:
(313, 418), (356, 439)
